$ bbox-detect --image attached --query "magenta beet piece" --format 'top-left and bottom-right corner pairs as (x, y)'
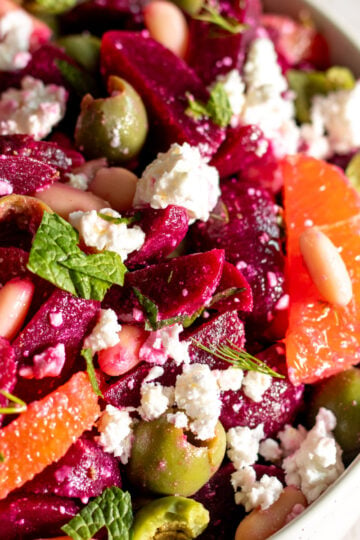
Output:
(22, 436), (121, 499)
(185, 310), (246, 366)
(0, 248), (28, 284)
(0, 494), (80, 540)
(101, 31), (225, 158)
(0, 337), (17, 427)
(190, 179), (285, 334)
(210, 124), (283, 192)
(187, 0), (261, 85)
(105, 249), (225, 324)
(211, 261), (253, 314)
(105, 362), (152, 409)
(0, 155), (59, 196)
(13, 290), (99, 401)
(220, 344), (304, 436)
(126, 206), (189, 268)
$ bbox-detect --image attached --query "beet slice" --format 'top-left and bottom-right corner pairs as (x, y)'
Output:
(126, 206), (189, 268)
(220, 344), (304, 437)
(22, 436), (121, 499)
(0, 494), (80, 540)
(104, 249), (225, 324)
(0, 337), (17, 427)
(190, 180), (285, 334)
(0, 155), (59, 196)
(13, 290), (100, 402)
(0, 248), (28, 285)
(210, 261), (253, 314)
(187, 0), (261, 85)
(101, 31), (225, 158)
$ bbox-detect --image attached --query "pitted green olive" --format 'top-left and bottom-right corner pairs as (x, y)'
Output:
(127, 414), (226, 497)
(23, 0), (77, 15)
(75, 76), (148, 164)
(132, 496), (209, 540)
(56, 34), (101, 73)
(171, 0), (204, 15)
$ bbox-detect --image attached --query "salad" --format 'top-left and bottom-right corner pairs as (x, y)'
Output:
(0, 0), (360, 538)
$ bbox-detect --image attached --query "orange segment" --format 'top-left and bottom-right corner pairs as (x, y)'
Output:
(0, 371), (100, 500)
(283, 155), (360, 385)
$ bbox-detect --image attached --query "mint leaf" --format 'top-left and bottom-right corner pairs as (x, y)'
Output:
(81, 348), (103, 398)
(56, 59), (99, 98)
(27, 212), (127, 301)
(61, 486), (133, 540)
(186, 83), (232, 127)
(194, 3), (247, 34)
(0, 390), (27, 415)
(97, 211), (141, 225)
(133, 287), (159, 329)
(209, 287), (246, 306)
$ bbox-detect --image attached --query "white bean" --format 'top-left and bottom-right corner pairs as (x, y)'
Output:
(299, 227), (353, 307)
(144, 1), (189, 58)
(0, 278), (34, 341)
(88, 167), (138, 213)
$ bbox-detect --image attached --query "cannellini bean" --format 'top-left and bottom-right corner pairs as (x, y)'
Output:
(72, 157), (108, 181)
(88, 167), (138, 213)
(144, 0), (189, 58)
(0, 278), (34, 341)
(235, 486), (307, 540)
(299, 227), (353, 307)
(35, 182), (108, 219)
(98, 325), (147, 376)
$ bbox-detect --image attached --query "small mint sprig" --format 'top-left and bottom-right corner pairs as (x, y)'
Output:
(0, 390), (27, 414)
(97, 211), (141, 225)
(194, 3), (247, 35)
(81, 348), (103, 398)
(186, 82), (232, 128)
(193, 340), (284, 378)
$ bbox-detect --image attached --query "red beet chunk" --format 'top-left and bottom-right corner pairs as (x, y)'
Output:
(0, 337), (17, 427)
(186, 0), (261, 85)
(220, 344), (304, 436)
(13, 290), (99, 401)
(190, 180), (285, 333)
(22, 436), (121, 499)
(185, 310), (246, 366)
(0, 248), (28, 285)
(101, 31), (225, 158)
(105, 362), (152, 409)
(126, 206), (189, 268)
(0, 155), (59, 196)
(105, 249), (225, 324)
(0, 494), (80, 540)
(211, 261), (253, 314)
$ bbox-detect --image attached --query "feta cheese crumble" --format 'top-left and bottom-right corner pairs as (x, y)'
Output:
(211, 69), (246, 125)
(227, 424), (264, 469)
(83, 309), (121, 354)
(133, 142), (220, 223)
(69, 208), (145, 261)
(213, 366), (244, 392)
(174, 363), (222, 440)
(242, 371), (272, 403)
(231, 466), (284, 511)
(0, 77), (67, 140)
(282, 408), (344, 502)
(259, 438), (282, 462)
(0, 10), (32, 71)
(65, 172), (89, 191)
(139, 382), (174, 421)
(97, 405), (135, 464)
(19, 343), (66, 380)
(139, 324), (190, 366)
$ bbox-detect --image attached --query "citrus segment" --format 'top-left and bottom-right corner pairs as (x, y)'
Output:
(0, 371), (100, 500)
(283, 155), (360, 385)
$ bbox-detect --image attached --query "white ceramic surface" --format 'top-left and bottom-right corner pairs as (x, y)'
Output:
(262, 3), (360, 538)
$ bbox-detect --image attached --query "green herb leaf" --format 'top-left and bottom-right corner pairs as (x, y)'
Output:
(55, 59), (100, 98)
(194, 3), (247, 35)
(133, 288), (194, 330)
(346, 152), (360, 191)
(97, 212), (141, 225)
(0, 390), (27, 414)
(193, 340), (284, 378)
(27, 212), (127, 301)
(209, 287), (246, 307)
(61, 486), (133, 540)
(0, 452), (5, 463)
(81, 348), (103, 398)
(186, 82), (232, 127)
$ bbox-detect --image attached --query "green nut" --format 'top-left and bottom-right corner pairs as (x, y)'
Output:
(127, 414), (226, 497)
(307, 368), (360, 460)
(132, 496), (209, 540)
(170, 0), (204, 15)
(23, 0), (77, 15)
(75, 76), (148, 164)
(56, 34), (101, 74)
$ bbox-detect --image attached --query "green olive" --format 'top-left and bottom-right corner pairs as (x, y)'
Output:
(132, 496), (209, 540)
(307, 367), (360, 460)
(56, 34), (101, 74)
(127, 414), (226, 497)
(171, 0), (204, 15)
(75, 76), (148, 164)
(23, 0), (77, 15)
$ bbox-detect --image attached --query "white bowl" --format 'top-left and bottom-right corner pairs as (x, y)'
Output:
(263, 1), (360, 538)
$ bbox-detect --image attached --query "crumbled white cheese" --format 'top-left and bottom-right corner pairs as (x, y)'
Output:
(138, 382), (174, 421)
(259, 438), (282, 462)
(282, 408), (344, 502)
(0, 10), (32, 71)
(69, 208), (145, 261)
(227, 424), (264, 469)
(278, 424), (308, 458)
(211, 69), (246, 125)
(231, 466), (284, 511)
(143, 366), (164, 382)
(242, 371), (272, 403)
(213, 367), (244, 392)
(244, 37), (288, 95)
(49, 312), (63, 328)
(19, 343), (66, 379)
(174, 363), (221, 440)
(300, 123), (331, 160)
(133, 142), (220, 223)
(66, 172), (89, 191)
(167, 411), (189, 429)
(139, 324), (190, 366)
(0, 76), (67, 140)
(97, 405), (134, 464)
(83, 309), (121, 354)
